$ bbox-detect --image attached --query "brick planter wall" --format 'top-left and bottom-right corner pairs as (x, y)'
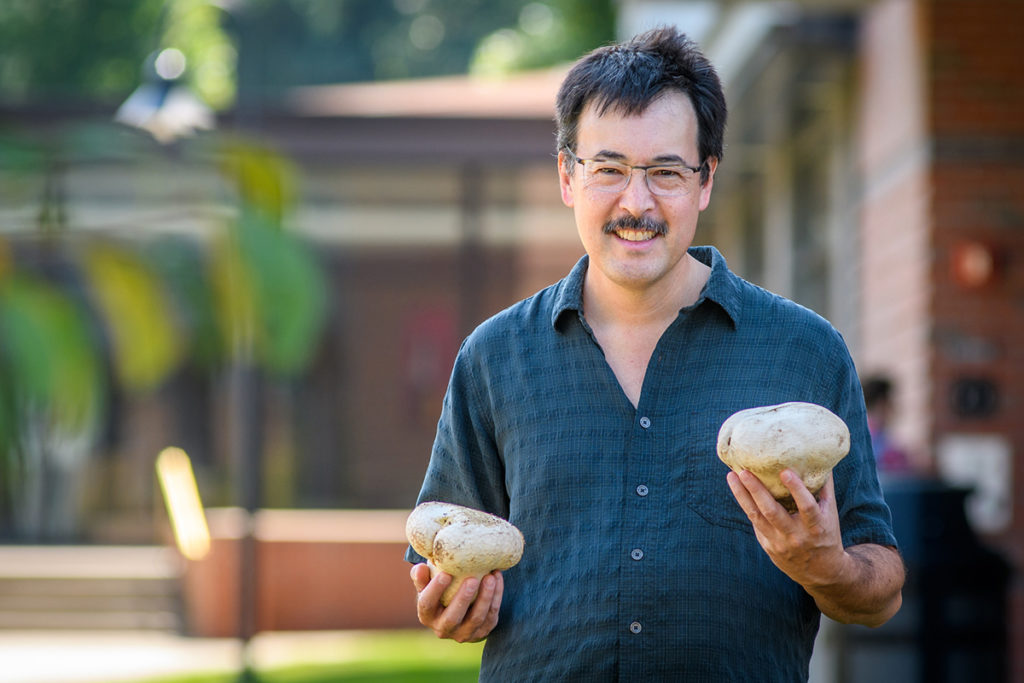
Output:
(182, 508), (420, 637)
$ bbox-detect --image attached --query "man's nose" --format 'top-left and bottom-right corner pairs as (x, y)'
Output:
(618, 168), (656, 215)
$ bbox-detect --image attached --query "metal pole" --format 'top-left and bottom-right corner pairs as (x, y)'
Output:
(229, 356), (262, 681)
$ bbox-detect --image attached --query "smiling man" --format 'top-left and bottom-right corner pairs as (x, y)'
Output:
(407, 27), (904, 681)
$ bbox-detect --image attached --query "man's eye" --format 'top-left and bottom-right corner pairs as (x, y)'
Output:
(650, 168), (684, 179)
(592, 164), (626, 176)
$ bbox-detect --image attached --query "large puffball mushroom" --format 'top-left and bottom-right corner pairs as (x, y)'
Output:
(717, 402), (850, 512)
(406, 501), (524, 606)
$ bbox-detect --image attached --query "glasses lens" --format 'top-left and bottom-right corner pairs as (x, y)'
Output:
(583, 160), (630, 192)
(646, 167), (691, 196)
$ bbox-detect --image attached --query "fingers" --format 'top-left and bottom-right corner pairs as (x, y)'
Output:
(726, 470), (761, 522)
(411, 563), (450, 624)
(780, 469), (819, 516)
(729, 468), (820, 522)
(410, 564), (503, 643)
(728, 470), (786, 525)
(459, 571), (503, 642)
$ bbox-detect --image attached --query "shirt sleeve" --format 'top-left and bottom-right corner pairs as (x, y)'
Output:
(822, 333), (899, 550)
(404, 335), (509, 563)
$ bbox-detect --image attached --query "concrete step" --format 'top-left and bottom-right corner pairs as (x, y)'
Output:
(0, 577), (178, 598)
(0, 546), (180, 579)
(0, 587), (178, 612)
(0, 609), (181, 631)
(0, 546), (183, 631)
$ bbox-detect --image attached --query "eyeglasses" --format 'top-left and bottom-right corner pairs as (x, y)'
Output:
(566, 149), (704, 197)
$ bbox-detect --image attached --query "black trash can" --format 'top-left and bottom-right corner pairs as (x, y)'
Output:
(839, 477), (1009, 682)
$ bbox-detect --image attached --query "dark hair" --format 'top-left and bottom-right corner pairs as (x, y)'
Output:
(862, 376), (893, 409)
(555, 26), (726, 184)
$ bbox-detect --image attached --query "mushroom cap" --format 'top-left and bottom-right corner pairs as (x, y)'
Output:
(717, 402), (850, 511)
(406, 501), (524, 604)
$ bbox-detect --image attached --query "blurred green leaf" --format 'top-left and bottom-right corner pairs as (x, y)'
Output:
(146, 237), (225, 369)
(219, 140), (298, 227)
(0, 274), (103, 432)
(212, 139), (326, 375)
(81, 243), (185, 391)
(211, 214), (327, 376)
(238, 214), (327, 375)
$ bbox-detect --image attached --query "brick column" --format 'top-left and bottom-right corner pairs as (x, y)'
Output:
(925, 1), (1024, 679)
(860, 0), (1024, 678)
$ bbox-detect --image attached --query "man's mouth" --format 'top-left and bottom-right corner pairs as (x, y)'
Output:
(616, 228), (658, 242)
(603, 216), (667, 242)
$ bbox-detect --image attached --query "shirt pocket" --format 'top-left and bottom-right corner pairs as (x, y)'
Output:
(680, 409), (755, 534)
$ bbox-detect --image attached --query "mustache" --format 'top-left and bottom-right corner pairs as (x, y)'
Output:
(603, 215), (668, 236)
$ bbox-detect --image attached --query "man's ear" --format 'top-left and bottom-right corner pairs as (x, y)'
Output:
(698, 157), (718, 211)
(557, 151), (575, 208)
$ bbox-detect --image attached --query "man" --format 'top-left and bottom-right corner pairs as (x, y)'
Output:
(407, 27), (903, 681)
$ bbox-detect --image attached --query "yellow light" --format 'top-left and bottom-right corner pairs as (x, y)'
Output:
(156, 447), (212, 561)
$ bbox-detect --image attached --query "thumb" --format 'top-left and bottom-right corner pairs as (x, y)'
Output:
(410, 563), (432, 592)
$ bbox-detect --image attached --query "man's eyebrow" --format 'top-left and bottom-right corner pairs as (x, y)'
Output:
(651, 153), (688, 165)
(591, 149), (627, 160)
(591, 150), (691, 165)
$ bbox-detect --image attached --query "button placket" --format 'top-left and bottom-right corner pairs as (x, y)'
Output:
(626, 407), (653, 649)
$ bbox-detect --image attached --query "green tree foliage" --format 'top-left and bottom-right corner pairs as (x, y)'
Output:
(0, 0), (234, 108)
(0, 0), (164, 103)
(231, 0), (615, 97)
(472, 1), (617, 76)
(0, 0), (615, 106)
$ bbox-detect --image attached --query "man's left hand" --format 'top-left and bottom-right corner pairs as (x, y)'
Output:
(726, 468), (846, 589)
(726, 467), (904, 627)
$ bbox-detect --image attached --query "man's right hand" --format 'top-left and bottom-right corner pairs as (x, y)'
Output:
(410, 563), (503, 643)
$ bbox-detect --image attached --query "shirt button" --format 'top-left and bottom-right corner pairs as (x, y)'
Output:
(636, 484), (649, 497)
(629, 621), (642, 634)
(630, 548), (644, 561)
(639, 416), (651, 429)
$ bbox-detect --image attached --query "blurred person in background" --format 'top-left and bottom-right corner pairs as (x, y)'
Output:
(862, 374), (913, 475)
(406, 27), (904, 681)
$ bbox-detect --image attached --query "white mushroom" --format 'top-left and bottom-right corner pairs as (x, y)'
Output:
(406, 501), (525, 606)
(717, 402), (850, 512)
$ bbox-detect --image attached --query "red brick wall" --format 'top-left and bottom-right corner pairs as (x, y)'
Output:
(925, 1), (1024, 679)
(861, 0), (1024, 679)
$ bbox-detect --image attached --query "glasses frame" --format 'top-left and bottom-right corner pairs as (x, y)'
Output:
(565, 148), (705, 197)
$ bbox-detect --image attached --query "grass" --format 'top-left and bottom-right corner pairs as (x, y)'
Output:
(139, 630), (483, 683)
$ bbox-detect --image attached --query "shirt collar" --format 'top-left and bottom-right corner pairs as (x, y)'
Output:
(551, 255), (589, 331)
(551, 246), (742, 331)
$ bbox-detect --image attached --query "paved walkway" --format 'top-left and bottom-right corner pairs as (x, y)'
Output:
(0, 629), (378, 683)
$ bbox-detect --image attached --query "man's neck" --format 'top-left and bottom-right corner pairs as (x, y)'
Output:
(583, 253), (710, 330)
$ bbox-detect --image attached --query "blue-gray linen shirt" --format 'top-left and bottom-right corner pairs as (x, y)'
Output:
(407, 246), (897, 682)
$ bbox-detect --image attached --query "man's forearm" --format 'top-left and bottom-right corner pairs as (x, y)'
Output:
(807, 543), (904, 627)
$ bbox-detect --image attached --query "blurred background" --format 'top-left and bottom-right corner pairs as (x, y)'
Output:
(0, 0), (1021, 681)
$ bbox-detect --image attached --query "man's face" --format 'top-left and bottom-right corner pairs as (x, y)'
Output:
(558, 90), (716, 294)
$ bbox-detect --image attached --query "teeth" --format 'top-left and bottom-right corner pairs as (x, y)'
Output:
(616, 229), (656, 242)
